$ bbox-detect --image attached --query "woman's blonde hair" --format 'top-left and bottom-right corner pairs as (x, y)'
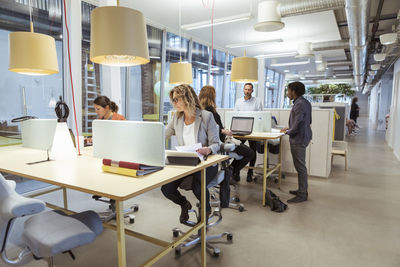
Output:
(199, 85), (216, 112)
(169, 84), (202, 117)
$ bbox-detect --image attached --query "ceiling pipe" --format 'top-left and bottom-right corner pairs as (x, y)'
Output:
(326, 60), (353, 67)
(311, 40), (349, 51)
(279, 0), (345, 17)
(345, 0), (371, 90)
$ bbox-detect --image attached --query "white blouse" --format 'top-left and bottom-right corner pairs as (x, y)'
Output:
(183, 122), (196, 146)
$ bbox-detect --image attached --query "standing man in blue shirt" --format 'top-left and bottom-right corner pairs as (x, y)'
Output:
(281, 82), (312, 203)
(234, 83), (263, 182)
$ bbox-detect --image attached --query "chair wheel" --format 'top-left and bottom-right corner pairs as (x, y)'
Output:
(227, 233), (233, 241)
(133, 205), (139, 212)
(129, 217), (135, 224)
(239, 206), (244, 212)
(173, 230), (179, 238)
(175, 247), (181, 256)
(234, 197), (240, 202)
(213, 251), (220, 257)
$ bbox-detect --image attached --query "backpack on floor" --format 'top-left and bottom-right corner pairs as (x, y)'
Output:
(265, 189), (288, 213)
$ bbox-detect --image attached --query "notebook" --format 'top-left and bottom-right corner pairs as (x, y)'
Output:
(230, 117), (254, 136)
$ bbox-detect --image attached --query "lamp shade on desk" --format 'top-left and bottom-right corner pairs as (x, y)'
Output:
(90, 6), (150, 66)
(231, 56), (258, 82)
(9, 32), (59, 75)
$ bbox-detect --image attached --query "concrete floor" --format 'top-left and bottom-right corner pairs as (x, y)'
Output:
(2, 117), (400, 267)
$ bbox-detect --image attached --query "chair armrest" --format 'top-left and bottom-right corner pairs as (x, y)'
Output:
(6, 180), (16, 190)
(1, 194), (45, 219)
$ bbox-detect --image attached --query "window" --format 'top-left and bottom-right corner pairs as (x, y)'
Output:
(225, 54), (237, 108)
(126, 25), (163, 121)
(264, 65), (282, 108)
(192, 41), (209, 95)
(210, 49), (226, 107)
(0, 0), (64, 138)
(163, 32), (189, 115)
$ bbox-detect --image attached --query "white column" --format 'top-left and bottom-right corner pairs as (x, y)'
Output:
(63, 0), (82, 136)
(101, 66), (122, 110)
(257, 58), (265, 107)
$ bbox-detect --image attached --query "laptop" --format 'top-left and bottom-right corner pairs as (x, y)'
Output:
(230, 117), (254, 136)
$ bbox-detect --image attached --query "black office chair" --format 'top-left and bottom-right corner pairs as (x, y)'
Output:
(92, 195), (138, 224)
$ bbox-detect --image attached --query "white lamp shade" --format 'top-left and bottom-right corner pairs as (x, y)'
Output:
(254, 1), (284, 32)
(373, 53), (386, 62)
(50, 123), (77, 160)
(316, 61), (327, 72)
(90, 6), (149, 66)
(368, 70), (377, 76)
(9, 32), (59, 75)
(169, 62), (193, 84)
(379, 33), (397, 45)
(296, 42), (313, 58)
(315, 54), (323, 63)
(231, 56), (258, 82)
(371, 64), (381, 70)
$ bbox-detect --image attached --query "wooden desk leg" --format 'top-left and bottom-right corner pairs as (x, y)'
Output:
(200, 168), (206, 267)
(263, 140), (268, 206)
(62, 188), (68, 209)
(278, 136), (282, 189)
(116, 200), (127, 267)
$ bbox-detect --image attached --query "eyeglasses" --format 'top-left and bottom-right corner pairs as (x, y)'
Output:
(172, 97), (180, 104)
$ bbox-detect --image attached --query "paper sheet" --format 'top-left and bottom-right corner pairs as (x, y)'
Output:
(175, 143), (205, 161)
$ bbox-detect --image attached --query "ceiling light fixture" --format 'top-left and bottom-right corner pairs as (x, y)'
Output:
(373, 53), (386, 62)
(270, 59), (310, 67)
(371, 64), (381, 70)
(254, 1), (284, 32)
(181, 13), (251, 31)
(169, 0), (192, 84)
(90, 0), (149, 66)
(226, 38), (283, 49)
(379, 33), (397, 45)
(231, 51), (258, 82)
(296, 42), (313, 58)
(255, 52), (297, 58)
(9, 0), (58, 75)
(315, 54), (323, 63)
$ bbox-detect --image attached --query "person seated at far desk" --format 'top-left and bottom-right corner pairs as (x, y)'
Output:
(199, 85), (254, 183)
(85, 95), (126, 145)
(163, 84), (220, 224)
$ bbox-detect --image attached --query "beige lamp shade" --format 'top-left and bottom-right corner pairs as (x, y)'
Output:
(169, 62), (193, 84)
(231, 56), (258, 82)
(90, 6), (149, 66)
(9, 31), (59, 75)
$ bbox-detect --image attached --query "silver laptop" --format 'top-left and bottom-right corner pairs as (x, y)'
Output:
(230, 117), (254, 136)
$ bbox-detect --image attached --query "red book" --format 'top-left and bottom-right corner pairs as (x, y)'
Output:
(102, 159), (162, 171)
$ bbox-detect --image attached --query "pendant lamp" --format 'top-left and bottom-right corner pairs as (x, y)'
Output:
(9, 1), (58, 75)
(90, 2), (149, 66)
(169, 0), (192, 84)
(231, 51), (258, 82)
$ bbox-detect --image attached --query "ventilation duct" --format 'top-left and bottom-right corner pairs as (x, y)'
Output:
(326, 60), (353, 67)
(255, 0), (345, 32)
(311, 40), (349, 51)
(345, 0), (371, 90)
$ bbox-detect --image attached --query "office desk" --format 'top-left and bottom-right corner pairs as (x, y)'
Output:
(233, 132), (284, 206)
(0, 145), (228, 267)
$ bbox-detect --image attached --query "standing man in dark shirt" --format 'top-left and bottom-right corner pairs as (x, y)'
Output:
(281, 82), (312, 203)
(350, 97), (360, 123)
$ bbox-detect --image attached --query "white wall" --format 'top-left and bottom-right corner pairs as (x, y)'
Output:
(386, 58), (400, 161)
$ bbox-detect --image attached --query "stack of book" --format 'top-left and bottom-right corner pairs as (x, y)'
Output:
(102, 159), (163, 177)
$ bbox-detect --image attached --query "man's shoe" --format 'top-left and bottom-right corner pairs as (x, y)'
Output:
(287, 195), (307, 203)
(179, 201), (192, 224)
(289, 190), (308, 196)
(246, 172), (253, 182)
(232, 172), (240, 182)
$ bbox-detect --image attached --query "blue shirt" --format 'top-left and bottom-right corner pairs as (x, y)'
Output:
(287, 96), (312, 145)
(234, 96), (263, 111)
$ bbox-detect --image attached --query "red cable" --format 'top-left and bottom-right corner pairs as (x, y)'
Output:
(211, 0), (215, 75)
(63, 0), (81, 155)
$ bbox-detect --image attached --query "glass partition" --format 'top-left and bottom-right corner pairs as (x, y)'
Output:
(210, 49), (225, 107)
(192, 41), (209, 94)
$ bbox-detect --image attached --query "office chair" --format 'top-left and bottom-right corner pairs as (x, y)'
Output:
(92, 195), (138, 224)
(0, 174), (103, 267)
(172, 143), (235, 257)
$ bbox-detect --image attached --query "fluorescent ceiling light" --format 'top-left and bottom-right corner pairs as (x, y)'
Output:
(182, 13), (252, 31)
(271, 59), (310, 67)
(255, 52), (297, 59)
(226, 38), (283, 49)
(284, 69), (290, 73)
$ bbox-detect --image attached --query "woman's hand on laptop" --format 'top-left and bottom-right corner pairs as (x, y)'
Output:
(222, 129), (232, 136)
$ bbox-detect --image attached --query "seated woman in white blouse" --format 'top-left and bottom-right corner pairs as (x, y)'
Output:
(162, 84), (220, 224)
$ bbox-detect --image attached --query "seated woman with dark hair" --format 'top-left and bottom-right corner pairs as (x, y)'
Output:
(162, 84), (220, 224)
(93, 95), (125, 120)
(199, 85), (254, 182)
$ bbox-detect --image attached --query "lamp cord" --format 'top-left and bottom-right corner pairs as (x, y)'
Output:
(63, 0), (81, 155)
(29, 0), (33, 32)
(179, 0), (182, 61)
(211, 0), (215, 66)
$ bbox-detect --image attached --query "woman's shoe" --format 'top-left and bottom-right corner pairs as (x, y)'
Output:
(179, 201), (192, 224)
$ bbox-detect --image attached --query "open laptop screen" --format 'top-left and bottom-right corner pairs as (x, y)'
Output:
(230, 117), (254, 134)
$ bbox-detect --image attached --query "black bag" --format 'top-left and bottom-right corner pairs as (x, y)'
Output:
(256, 142), (280, 154)
(265, 189), (288, 213)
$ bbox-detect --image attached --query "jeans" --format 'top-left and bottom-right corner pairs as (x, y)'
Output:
(161, 165), (218, 212)
(290, 144), (308, 196)
(230, 144), (255, 175)
(241, 140), (257, 174)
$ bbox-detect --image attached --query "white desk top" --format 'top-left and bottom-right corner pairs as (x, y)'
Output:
(234, 132), (284, 140)
(0, 146), (228, 201)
